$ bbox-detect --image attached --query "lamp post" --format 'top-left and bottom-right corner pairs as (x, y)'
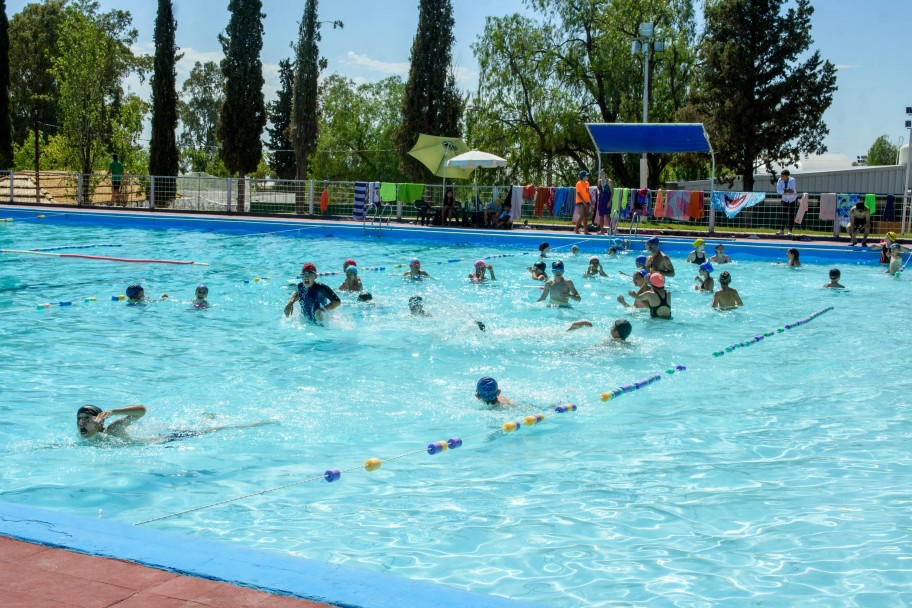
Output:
(903, 108), (912, 234)
(631, 23), (665, 188)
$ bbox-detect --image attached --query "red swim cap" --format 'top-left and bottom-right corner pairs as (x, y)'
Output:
(302, 262), (317, 274)
(344, 259), (356, 268)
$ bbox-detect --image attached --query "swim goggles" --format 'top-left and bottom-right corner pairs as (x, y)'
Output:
(301, 271), (318, 278)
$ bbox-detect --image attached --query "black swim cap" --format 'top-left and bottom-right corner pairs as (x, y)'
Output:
(533, 261), (546, 270)
(358, 292), (373, 302)
(77, 405), (102, 417)
(539, 242), (550, 252)
(719, 271), (731, 283)
(409, 296), (423, 308)
(614, 319), (632, 340)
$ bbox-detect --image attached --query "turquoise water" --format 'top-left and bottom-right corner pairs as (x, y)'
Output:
(2, 220), (911, 607)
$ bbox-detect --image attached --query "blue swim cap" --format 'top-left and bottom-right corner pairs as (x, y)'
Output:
(635, 255), (647, 265)
(551, 260), (565, 272)
(636, 269), (649, 277)
(125, 284), (143, 299)
(408, 295), (423, 308)
(346, 266), (358, 275)
(646, 237), (660, 246)
(476, 377), (499, 402)
(196, 284), (208, 294)
(700, 262), (714, 273)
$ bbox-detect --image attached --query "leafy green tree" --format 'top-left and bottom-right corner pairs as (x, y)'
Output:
(8, 0), (66, 144)
(149, 0), (179, 186)
(216, 0), (266, 211)
(310, 75), (406, 182)
(686, 0), (837, 192)
(866, 135), (899, 167)
(393, 0), (462, 181)
(266, 58), (295, 180)
(0, 1), (12, 168)
(178, 60), (223, 173)
(52, 0), (145, 185)
(472, 0), (698, 187)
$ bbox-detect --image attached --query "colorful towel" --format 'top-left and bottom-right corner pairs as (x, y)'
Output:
(864, 193), (876, 216)
(687, 191), (704, 220)
(397, 183), (424, 202)
(547, 187), (556, 216)
(819, 193), (837, 220)
(352, 182), (368, 220)
(633, 188), (651, 217)
(836, 193), (860, 228)
(553, 187), (573, 217)
(664, 190), (690, 220)
(795, 192), (809, 224)
(379, 182), (397, 203)
(653, 189), (665, 218)
(534, 187), (550, 217)
(710, 191), (766, 219)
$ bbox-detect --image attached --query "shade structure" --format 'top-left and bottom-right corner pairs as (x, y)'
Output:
(446, 150), (508, 170)
(585, 123), (712, 154)
(407, 134), (473, 179)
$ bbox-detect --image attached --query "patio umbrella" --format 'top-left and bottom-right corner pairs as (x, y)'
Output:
(407, 135), (472, 201)
(447, 149), (508, 208)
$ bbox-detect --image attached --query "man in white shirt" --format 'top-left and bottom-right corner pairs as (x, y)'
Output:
(776, 169), (798, 236)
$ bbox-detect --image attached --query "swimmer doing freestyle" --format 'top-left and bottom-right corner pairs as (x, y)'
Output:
(76, 405), (274, 443)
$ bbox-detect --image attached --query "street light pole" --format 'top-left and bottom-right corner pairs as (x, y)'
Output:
(903, 109), (912, 234)
(640, 45), (649, 189)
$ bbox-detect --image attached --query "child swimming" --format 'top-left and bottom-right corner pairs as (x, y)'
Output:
(409, 295), (431, 317)
(786, 248), (801, 267)
(339, 265), (363, 292)
(694, 262), (714, 292)
(536, 260), (581, 307)
(403, 258), (432, 279)
(710, 244), (731, 264)
(475, 377), (512, 406)
(193, 284), (210, 309)
(584, 256), (608, 277)
(886, 244), (903, 275)
(823, 268), (844, 289)
(469, 260), (496, 283)
(528, 261), (548, 281)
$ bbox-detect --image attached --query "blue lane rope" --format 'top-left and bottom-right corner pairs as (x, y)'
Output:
(134, 306), (834, 526)
(30, 243), (122, 252)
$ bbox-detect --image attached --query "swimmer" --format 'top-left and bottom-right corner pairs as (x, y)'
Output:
(76, 404), (275, 443)
(584, 256), (608, 277)
(469, 260), (496, 283)
(409, 295), (431, 317)
(617, 269), (650, 309)
(566, 318), (632, 342)
(785, 248), (800, 267)
(284, 262), (342, 323)
(694, 262), (714, 292)
(710, 244), (731, 264)
(125, 283), (166, 304)
(475, 376), (512, 406)
(403, 257), (432, 279)
(343, 258), (357, 272)
(357, 292), (374, 302)
(536, 260), (580, 306)
(618, 255), (648, 278)
(823, 268), (844, 289)
(644, 237), (675, 277)
(711, 271), (743, 310)
(635, 272), (671, 318)
(571, 245), (579, 255)
(338, 265), (363, 292)
(686, 239), (707, 264)
(607, 247), (617, 257)
(528, 260), (548, 281)
(193, 284), (210, 309)
(886, 244), (903, 274)
(870, 232), (908, 262)
(539, 242), (550, 258)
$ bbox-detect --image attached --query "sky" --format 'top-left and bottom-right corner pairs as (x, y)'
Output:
(7, 0), (912, 161)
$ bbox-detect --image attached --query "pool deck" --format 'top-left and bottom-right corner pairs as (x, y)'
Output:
(0, 536), (331, 608)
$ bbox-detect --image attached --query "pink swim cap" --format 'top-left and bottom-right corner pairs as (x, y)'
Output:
(474, 260), (486, 269)
(649, 273), (665, 288)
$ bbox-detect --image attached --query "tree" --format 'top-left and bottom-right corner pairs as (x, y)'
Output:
(216, 0), (266, 212)
(149, 0), (179, 191)
(866, 135), (899, 167)
(471, 0), (699, 187)
(686, 0), (837, 192)
(8, 0), (66, 144)
(310, 74), (407, 182)
(0, 1), (12, 168)
(393, 0), (462, 181)
(178, 60), (223, 173)
(52, 0), (146, 186)
(266, 58), (295, 180)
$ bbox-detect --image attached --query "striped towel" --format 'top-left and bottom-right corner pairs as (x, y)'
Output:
(353, 182), (368, 220)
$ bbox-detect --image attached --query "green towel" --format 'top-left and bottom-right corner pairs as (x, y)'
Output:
(379, 182), (397, 203)
(397, 183), (425, 203)
(864, 193), (876, 216)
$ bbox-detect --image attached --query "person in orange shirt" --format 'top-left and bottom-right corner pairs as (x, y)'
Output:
(574, 170), (591, 235)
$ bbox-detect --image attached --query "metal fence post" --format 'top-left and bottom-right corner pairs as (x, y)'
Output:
(708, 191), (716, 234)
(226, 177), (232, 213)
(308, 180), (314, 214)
(149, 175), (156, 210)
(9, 170), (13, 203)
(77, 173), (83, 206)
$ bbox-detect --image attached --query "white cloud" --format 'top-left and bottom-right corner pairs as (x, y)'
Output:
(341, 51), (409, 76)
(835, 64), (857, 70)
(177, 47), (225, 74)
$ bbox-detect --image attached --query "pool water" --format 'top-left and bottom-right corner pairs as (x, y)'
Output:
(2, 219), (911, 607)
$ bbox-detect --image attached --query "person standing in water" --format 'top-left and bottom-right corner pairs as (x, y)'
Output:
(284, 262), (341, 323)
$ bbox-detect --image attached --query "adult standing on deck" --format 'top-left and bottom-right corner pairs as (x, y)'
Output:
(284, 262), (341, 323)
(108, 154), (124, 205)
(776, 169), (798, 236)
(596, 169), (613, 234)
(644, 237), (675, 277)
(574, 171), (591, 235)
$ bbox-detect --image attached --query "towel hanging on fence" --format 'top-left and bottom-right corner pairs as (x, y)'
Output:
(664, 190), (690, 220)
(687, 190), (704, 220)
(864, 193), (876, 216)
(710, 191), (766, 219)
(397, 183), (425, 203)
(534, 187), (549, 216)
(884, 194), (896, 221)
(379, 182), (397, 203)
(819, 193), (837, 220)
(352, 182), (368, 220)
(653, 189), (665, 218)
(836, 194), (859, 228)
(795, 192), (809, 224)
(511, 185), (524, 221)
(320, 188), (329, 213)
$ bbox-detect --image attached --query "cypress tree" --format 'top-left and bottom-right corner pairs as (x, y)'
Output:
(392, 0), (462, 181)
(217, 0), (266, 211)
(149, 0), (179, 199)
(266, 58), (296, 180)
(0, 0), (13, 169)
(288, 0), (321, 212)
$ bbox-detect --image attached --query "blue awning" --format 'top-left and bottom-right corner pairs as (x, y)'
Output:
(585, 123), (712, 154)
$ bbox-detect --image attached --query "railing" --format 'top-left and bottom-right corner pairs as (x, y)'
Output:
(0, 170), (907, 236)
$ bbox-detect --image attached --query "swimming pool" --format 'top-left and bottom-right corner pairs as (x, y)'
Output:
(1, 208), (911, 607)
